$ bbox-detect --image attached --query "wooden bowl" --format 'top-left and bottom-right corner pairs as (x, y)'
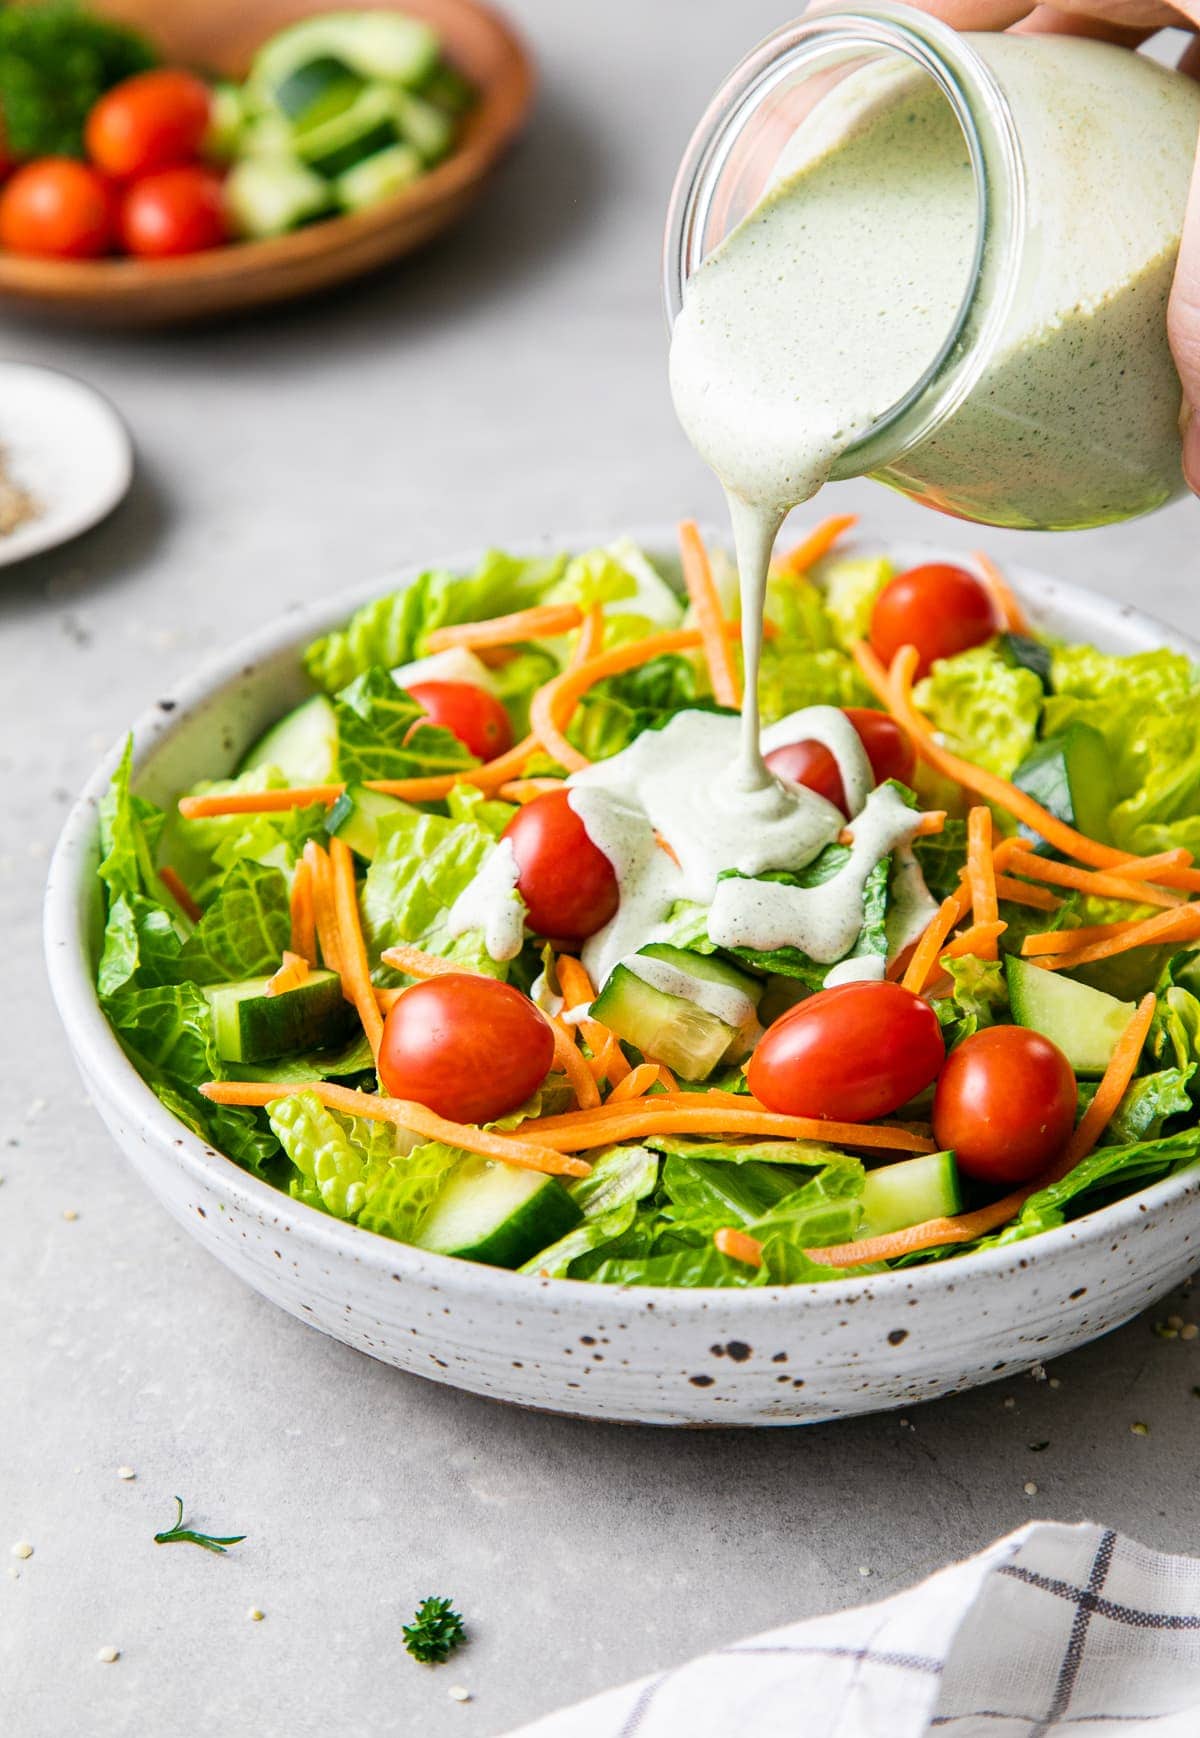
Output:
(0, 0), (534, 325)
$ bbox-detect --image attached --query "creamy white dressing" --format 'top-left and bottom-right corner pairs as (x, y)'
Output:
(886, 845), (941, 964)
(621, 953), (758, 1032)
(759, 704), (873, 817)
(825, 954), (887, 988)
(446, 837), (525, 962)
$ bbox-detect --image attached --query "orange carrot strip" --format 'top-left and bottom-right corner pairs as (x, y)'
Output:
(994, 875), (1062, 912)
(497, 779), (564, 804)
(556, 954), (596, 1007)
(902, 893), (969, 993)
(781, 513), (859, 575)
(363, 738), (541, 804)
(329, 836), (385, 1056)
(520, 1102), (935, 1155)
(1001, 846), (1184, 910)
(940, 919), (1006, 961)
(607, 1062), (661, 1104)
(158, 865), (202, 923)
(178, 784), (344, 819)
(593, 1033), (632, 1087)
(375, 986), (404, 1013)
(655, 830), (681, 867)
(548, 1013), (602, 1111)
(424, 603), (584, 653)
(303, 841), (342, 976)
(199, 1080), (590, 1178)
(679, 519), (740, 708)
(1111, 848), (1194, 880)
(526, 604), (606, 773)
(1021, 918), (1149, 957)
(654, 1062), (679, 1093)
(1038, 906), (1200, 971)
(838, 810), (945, 848)
(289, 858), (317, 964)
(380, 942), (472, 980)
(967, 806), (998, 939)
(265, 951), (311, 997)
(1059, 994), (1157, 1166)
(551, 954), (629, 1081)
(714, 1227), (765, 1268)
(974, 551), (1030, 635)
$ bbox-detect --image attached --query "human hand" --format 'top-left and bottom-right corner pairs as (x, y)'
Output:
(897, 0), (1200, 494)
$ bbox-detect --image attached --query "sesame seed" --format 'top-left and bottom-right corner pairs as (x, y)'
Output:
(11, 1543), (32, 1560)
(1024, 1481), (1038, 1496)
(857, 1565), (872, 1577)
(1028, 1362), (1047, 1382)
(1181, 1325), (1198, 1342)
(1131, 1421), (1150, 1437)
(248, 1607), (265, 1623)
(448, 1687), (471, 1704)
(117, 1467), (135, 1481)
(62, 1209), (78, 1222)
(1003, 1397), (1016, 1410)
(97, 1647), (119, 1664)
(1049, 1378), (1062, 1390)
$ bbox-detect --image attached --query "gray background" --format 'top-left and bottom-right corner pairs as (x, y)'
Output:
(3, 3), (1199, 1734)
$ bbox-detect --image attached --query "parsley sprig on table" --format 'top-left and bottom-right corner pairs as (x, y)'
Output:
(153, 1496), (246, 1555)
(403, 1595), (466, 1664)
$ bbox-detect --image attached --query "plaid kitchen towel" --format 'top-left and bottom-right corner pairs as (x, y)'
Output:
(506, 1522), (1200, 1737)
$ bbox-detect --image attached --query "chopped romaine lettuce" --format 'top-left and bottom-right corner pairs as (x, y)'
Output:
(820, 554), (893, 649)
(335, 667), (478, 784)
(362, 805), (514, 979)
(914, 643), (1042, 779)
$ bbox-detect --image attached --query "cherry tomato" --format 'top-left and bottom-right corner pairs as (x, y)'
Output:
(747, 981), (945, 1122)
(869, 563), (999, 678)
(85, 70), (212, 179)
(406, 680), (514, 760)
(118, 166), (226, 258)
(0, 159), (113, 258)
(933, 1026), (1076, 1186)
(502, 789), (619, 942)
(765, 708), (917, 814)
(378, 973), (555, 1123)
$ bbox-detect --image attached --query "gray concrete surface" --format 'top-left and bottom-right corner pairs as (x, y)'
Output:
(3, 4), (1200, 1734)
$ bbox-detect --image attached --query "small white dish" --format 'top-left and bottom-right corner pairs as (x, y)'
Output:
(0, 361), (133, 567)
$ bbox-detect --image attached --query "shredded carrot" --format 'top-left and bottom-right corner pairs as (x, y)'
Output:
(654, 1061), (679, 1093)
(999, 846), (1184, 911)
(380, 942), (471, 980)
(1059, 994), (1157, 1167)
(1021, 918), (1149, 957)
(593, 1032), (632, 1086)
(1037, 905), (1200, 971)
(158, 865), (202, 923)
(781, 513), (858, 575)
(548, 1013), (602, 1111)
(655, 830), (681, 867)
(519, 1099), (936, 1154)
(994, 874), (1062, 912)
(375, 986), (404, 1013)
(838, 810), (945, 848)
(289, 858), (317, 963)
(850, 635), (893, 705)
(1106, 849), (1200, 895)
(607, 1062), (661, 1104)
(265, 951), (311, 997)
(424, 603), (584, 653)
(303, 840), (342, 976)
(329, 836), (384, 1056)
(966, 806), (999, 957)
(178, 784), (344, 819)
(496, 778), (563, 804)
(555, 953), (596, 1007)
(679, 519), (740, 709)
(809, 991), (1160, 1268)
(940, 919), (1006, 962)
(974, 551), (1030, 635)
(902, 893), (968, 993)
(199, 1080), (590, 1178)
(525, 603), (606, 773)
(714, 1227), (765, 1267)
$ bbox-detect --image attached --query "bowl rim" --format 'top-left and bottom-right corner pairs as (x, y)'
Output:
(44, 525), (1200, 1314)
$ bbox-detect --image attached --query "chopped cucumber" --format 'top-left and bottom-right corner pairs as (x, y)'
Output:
(336, 141), (423, 212)
(274, 55), (363, 128)
(1012, 724), (1116, 854)
(206, 81), (246, 160)
(225, 156), (332, 239)
(860, 1151), (961, 1237)
(391, 646), (499, 693)
(392, 88), (454, 164)
(419, 61), (475, 117)
(592, 965), (736, 1082)
(233, 113), (296, 160)
(418, 1158), (582, 1268)
(634, 943), (762, 1058)
(1006, 954), (1133, 1075)
(241, 694), (338, 784)
(252, 13), (440, 96)
(293, 83), (399, 178)
(326, 783), (410, 860)
(205, 969), (354, 1063)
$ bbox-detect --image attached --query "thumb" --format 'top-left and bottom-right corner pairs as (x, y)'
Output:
(1169, 142), (1200, 494)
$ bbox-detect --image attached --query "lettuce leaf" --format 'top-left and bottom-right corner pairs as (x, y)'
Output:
(362, 807), (509, 979)
(716, 846), (890, 986)
(987, 1127), (1200, 1246)
(934, 954), (1008, 1047)
(820, 554), (892, 650)
(175, 861), (291, 984)
(913, 643), (1042, 779)
(165, 765), (327, 896)
(519, 1145), (660, 1278)
(913, 817), (968, 902)
(98, 738), (166, 906)
(334, 667), (478, 785)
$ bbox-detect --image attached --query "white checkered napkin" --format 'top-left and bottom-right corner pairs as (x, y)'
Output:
(505, 1523), (1200, 1737)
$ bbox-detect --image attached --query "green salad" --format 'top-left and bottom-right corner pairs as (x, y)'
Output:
(93, 529), (1200, 1287)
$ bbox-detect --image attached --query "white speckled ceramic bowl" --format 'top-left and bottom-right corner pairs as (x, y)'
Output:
(44, 531), (1200, 1426)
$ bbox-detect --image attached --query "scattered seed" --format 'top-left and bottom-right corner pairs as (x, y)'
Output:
(448, 1687), (471, 1704)
(1153, 1321), (1179, 1340)
(1028, 1362), (1047, 1383)
(25, 1098), (46, 1123)
(1003, 1397), (1016, 1410)
(1024, 1481), (1039, 1496)
(1182, 1325), (1198, 1343)
(248, 1607), (265, 1623)
(1029, 1441), (1050, 1453)
(117, 1467), (135, 1481)
(1049, 1378), (1062, 1390)
(97, 1647), (119, 1664)
(857, 1565), (872, 1577)
(1131, 1421), (1150, 1437)
(11, 1543), (32, 1560)
(1168, 1314), (1185, 1330)
(62, 1209), (78, 1222)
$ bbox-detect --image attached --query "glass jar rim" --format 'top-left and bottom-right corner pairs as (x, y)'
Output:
(662, 3), (1028, 474)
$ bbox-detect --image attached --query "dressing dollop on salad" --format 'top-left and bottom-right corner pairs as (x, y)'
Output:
(95, 524), (1200, 1286)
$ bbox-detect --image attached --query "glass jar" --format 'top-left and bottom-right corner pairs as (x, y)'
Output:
(663, 3), (1200, 530)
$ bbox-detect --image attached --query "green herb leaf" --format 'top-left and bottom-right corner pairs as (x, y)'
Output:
(153, 1496), (245, 1556)
(402, 1595), (466, 1664)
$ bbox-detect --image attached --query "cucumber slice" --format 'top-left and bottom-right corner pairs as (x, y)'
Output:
(294, 83), (399, 178)
(241, 694), (338, 784)
(1011, 723), (1116, 854)
(418, 1157), (582, 1268)
(225, 156), (332, 239)
(391, 647), (499, 693)
(634, 943), (763, 1059)
(1006, 954), (1133, 1075)
(205, 81), (246, 160)
(861, 1151), (961, 1237)
(252, 13), (440, 94)
(205, 969), (354, 1063)
(592, 964), (736, 1081)
(420, 61), (475, 116)
(274, 55), (363, 127)
(326, 784), (410, 860)
(336, 141), (423, 212)
(392, 88), (454, 164)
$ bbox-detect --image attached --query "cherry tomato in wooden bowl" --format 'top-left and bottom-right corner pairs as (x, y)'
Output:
(502, 789), (618, 942)
(765, 707), (916, 815)
(85, 70), (212, 180)
(869, 563), (999, 679)
(747, 980), (945, 1122)
(406, 680), (514, 761)
(119, 167), (226, 259)
(933, 1025), (1076, 1186)
(0, 159), (114, 259)
(378, 974), (554, 1125)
